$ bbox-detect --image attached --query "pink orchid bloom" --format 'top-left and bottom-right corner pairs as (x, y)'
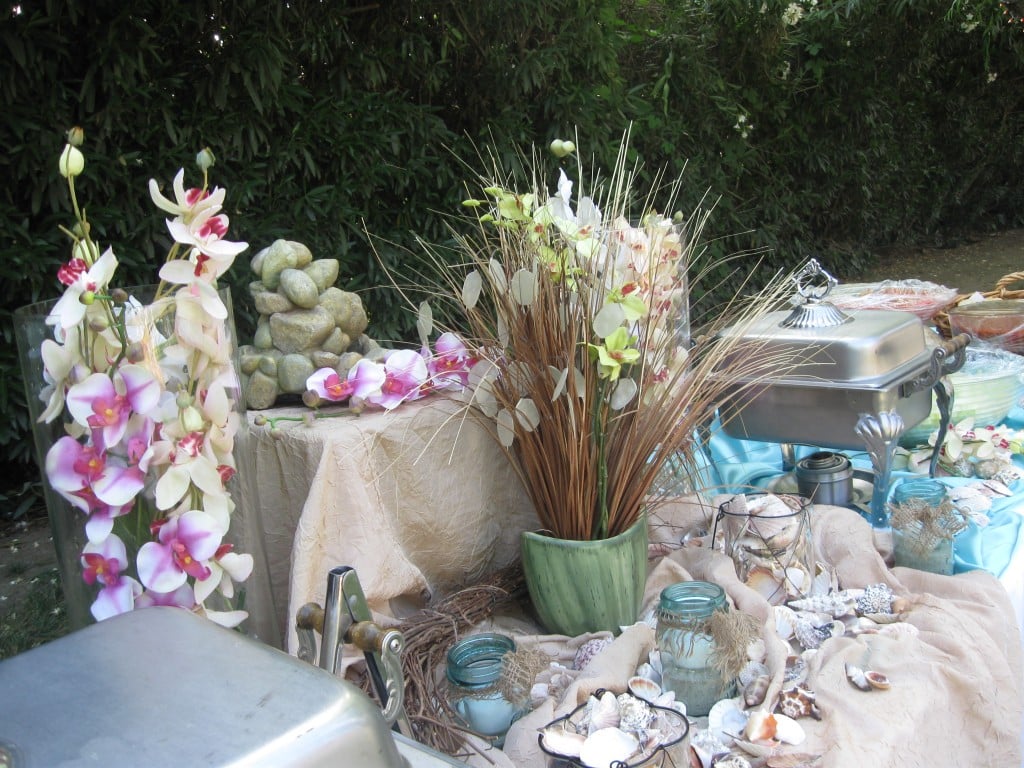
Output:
(366, 349), (429, 410)
(306, 360), (387, 404)
(134, 583), (195, 611)
(165, 209), (248, 277)
(46, 247), (118, 331)
(65, 366), (161, 448)
(194, 542), (254, 603)
(426, 332), (475, 390)
(45, 436), (137, 541)
(153, 429), (225, 512)
(148, 168), (225, 221)
(81, 535), (142, 621)
(136, 510), (223, 593)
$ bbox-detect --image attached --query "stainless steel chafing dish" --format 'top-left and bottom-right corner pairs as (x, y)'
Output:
(716, 259), (969, 523)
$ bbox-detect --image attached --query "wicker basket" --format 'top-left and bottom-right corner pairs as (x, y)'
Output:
(934, 271), (1024, 337)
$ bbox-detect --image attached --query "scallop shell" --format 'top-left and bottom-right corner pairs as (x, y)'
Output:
(775, 686), (821, 720)
(586, 690), (621, 733)
(773, 604), (798, 640)
(635, 661), (662, 685)
(744, 709), (777, 741)
(745, 565), (786, 604)
(628, 675), (663, 703)
(738, 659), (770, 687)
(773, 713), (806, 745)
(707, 698), (749, 744)
(579, 727), (639, 768)
(540, 728), (587, 759)
(733, 739), (777, 758)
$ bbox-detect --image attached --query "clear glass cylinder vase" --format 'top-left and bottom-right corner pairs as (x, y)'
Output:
(14, 285), (279, 645)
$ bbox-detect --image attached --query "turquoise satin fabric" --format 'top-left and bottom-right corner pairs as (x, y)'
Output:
(702, 409), (1024, 579)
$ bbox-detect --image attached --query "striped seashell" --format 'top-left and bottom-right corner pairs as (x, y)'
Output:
(794, 617), (844, 650)
(855, 583), (895, 615)
(743, 674), (771, 708)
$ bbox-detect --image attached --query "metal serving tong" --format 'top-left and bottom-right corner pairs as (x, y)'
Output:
(296, 566), (413, 738)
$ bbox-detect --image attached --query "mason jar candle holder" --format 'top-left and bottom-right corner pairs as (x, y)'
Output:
(655, 581), (735, 717)
(445, 633), (523, 745)
(887, 478), (964, 576)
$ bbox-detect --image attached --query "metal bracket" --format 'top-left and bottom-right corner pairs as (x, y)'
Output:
(296, 566), (413, 737)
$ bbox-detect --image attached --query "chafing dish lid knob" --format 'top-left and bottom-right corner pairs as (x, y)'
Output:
(780, 258), (851, 329)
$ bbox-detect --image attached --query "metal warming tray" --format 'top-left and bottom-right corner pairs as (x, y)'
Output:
(717, 260), (968, 451)
(0, 607), (464, 767)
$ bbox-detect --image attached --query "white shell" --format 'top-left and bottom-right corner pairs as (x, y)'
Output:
(586, 690), (621, 733)
(787, 593), (854, 617)
(540, 728), (586, 758)
(616, 693), (654, 732)
(635, 661), (662, 685)
(773, 713), (806, 745)
(738, 659), (770, 687)
(707, 697), (749, 744)
(627, 675), (662, 703)
(774, 605), (797, 640)
(579, 727), (639, 768)
(744, 709), (777, 741)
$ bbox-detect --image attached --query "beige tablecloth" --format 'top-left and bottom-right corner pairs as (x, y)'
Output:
(238, 396), (1022, 766)
(238, 396), (539, 648)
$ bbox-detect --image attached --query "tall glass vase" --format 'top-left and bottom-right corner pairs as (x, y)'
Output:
(14, 285), (280, 646)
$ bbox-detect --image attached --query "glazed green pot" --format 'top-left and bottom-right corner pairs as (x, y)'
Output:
(520, 514), (648, 637)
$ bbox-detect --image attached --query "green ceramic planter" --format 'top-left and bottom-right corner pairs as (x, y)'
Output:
(520, 515), (648, 636)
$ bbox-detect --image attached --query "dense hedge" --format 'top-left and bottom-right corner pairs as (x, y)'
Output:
(1, 0), (1022, 505)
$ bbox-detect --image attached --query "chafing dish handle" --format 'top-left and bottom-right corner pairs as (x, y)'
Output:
(898, 333), (970, 398)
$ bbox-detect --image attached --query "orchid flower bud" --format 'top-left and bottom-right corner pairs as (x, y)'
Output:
(180, 405), (205, 433)
(175, 391), (195, 410)
(66, 126), (85, 146)
(59, 144), (85, 178)
(196, 147), (216, 172)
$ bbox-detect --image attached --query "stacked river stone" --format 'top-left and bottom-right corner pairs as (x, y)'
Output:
(239, 239), (387, 409)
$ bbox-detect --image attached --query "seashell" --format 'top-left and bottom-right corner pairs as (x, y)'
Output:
(747, 566), (788, 605)
(773, 605), (797, 640)
(714, 752), (754, 767)
(585, 690), (621, 733)
(579, 727), (639, 768)
(860, 611), (902, 624)
(855, 583), (895, 615)
(743, 674), (771, 708)
(540, 727), (587, 759)
(980, 478), (1014, 497)
(738, 659), (770, 687)
(628, 675), (662, 703)
(794, 617), (844, 650)
(616, 693), (654, 732)
(810, 564), (838, 597)
(865, 670), (891, 690)
(773, 713), (806, 745)
(782, 654), (808, 686)
(845, 663), (878, 691)
(653, 690), (686, 715)
(747, 637), (767, 662)
(744, 709), (777, 742)
(783, 566), (812, 598)
(574, 637), (613, 671)
(788, 593), (854, 617)
(776, 685), (821, 720)
(635, 661), (662, 685)
(708, 698), (749, 744)
(690, 729), (731, 768)
(733, 738), (777, 758)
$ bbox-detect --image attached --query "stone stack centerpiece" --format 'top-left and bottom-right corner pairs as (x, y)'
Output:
(239, 239), (387, 409)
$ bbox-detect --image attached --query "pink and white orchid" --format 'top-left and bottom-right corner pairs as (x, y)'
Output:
(36, 137), (253, 629)
(136, 510), (223, 593)
(366, 349), (429, 410)
(46, 247), (118, 331)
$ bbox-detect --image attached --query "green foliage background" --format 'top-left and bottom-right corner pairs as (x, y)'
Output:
(1, 0), (1022, 505)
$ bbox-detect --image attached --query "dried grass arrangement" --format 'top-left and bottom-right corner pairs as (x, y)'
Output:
(409, 132), (805, 542)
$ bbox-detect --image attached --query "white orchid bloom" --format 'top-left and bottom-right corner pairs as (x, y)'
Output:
(148, 168), (225, 221)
